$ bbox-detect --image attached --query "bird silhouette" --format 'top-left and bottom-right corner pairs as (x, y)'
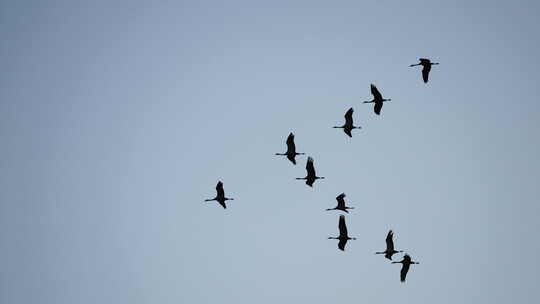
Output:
(326, 193), (355, 213)
(296, 156), (324, 187)
(333, 108), (361, 137)
(275, 132), (305, 165)
(204, 181), (234, 209)
(328, 215), (356, 251)
(363, 84), (391, 115)
(392, 254), (419, 282)
(375, 230), (403, 260)
(410, 58), (439, 83)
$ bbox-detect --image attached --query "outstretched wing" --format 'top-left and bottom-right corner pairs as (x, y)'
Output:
(374, 101), (382, 115)
(338, 239), (347, 251)
(422, 65), (431, 83)
(336, 193), (346, 209)
(386, 230), (395, 252)
(344, 108), (354, 126)
(338, 215), (348, 237)
(306, 157), (316, 177)
(216, 181), (225, 197)
(400, 263), (410, 282)
(371, 84), (383, 100)
(286, 132), (296, 154)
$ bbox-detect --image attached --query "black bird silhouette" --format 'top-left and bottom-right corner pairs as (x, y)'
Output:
(333, 108), (361, 137)
(363, 84), (391, 115)
(375, 230), (403, 260)
(410, 58), (439, 83)
(392, 254), (419, 282)
(328, 215), (356, 251)
(296, 156), (324, 187)
(326, 193), (355, 213)
(204, 181), (234, 209)
(275, 132), (305, 165)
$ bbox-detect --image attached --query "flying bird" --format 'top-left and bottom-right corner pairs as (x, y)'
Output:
(375, 230), (403, 260)
(296, 156), (324, 187)
(333, 108), (361, 137)
(275, 132), (305, 165)
(363, 84), (391, 115)
(392, 254), (419, 282)
(204, 181), (234, 209)
(409, 58), (439, 83)
(328, 215), (356, 251)
(326, 193), (355, 213)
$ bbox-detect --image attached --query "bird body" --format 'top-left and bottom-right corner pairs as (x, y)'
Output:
(333, 108), (361, 137)
(328, 215), (356, 251)
(375, 230), (403, 260)
(296, 156), (324, 187)
(363, 84), (391, 115)
(326, 193), (355, 213)
(410, 58), (439, 83)
(392, 254), (419, 282)
(275, 132), (305, 164)
(204, 181), (234, 209)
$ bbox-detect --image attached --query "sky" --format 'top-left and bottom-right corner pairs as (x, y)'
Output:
(1, 1), (540, 303)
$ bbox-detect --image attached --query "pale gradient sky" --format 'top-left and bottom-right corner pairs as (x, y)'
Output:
(1, 1), (540, 303)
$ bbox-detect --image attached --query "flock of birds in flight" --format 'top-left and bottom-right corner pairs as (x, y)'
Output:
(204, 58), (439, 283)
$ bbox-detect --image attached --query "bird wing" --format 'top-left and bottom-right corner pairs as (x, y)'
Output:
(374, 101), (382, 115)
(306, 157), (316, 177)
(386, 230), (395, 252)
(422, 65), (431, 83)
(216, 181), (225, 197)
(287, 154), (297, 165)
(371, 84), (383, 100)
(338, 215), (348, 237)
(344, 108), (354, 126)
(338, 239), (347, 251)
(336, 193), (346, 209)
(400, 263), (410, 282)
(286, 132), (296, 154)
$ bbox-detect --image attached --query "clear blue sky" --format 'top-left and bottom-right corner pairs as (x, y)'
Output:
(2, 1), (540, 303)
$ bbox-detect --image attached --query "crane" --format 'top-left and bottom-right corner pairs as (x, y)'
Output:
(296, 157), (324, 187)
(328, 215), (356, 251)
(410, 58), (439, 83)
(275, 132), (305, 165)
(363, 84), (391, 115)
(204, 181), (234, 209)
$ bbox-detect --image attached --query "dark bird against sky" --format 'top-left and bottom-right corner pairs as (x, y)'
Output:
(392, 254), (419, 282)
(333, 107), (361, 137)
(204, 181), (234, 209)
(409, 58), (439, 83)
(375, 230), (403, 260)
(296, 156), (324, 187)
(275, 132), (305, 165)
(363, 84), (391, 115)
(328, 215), (356, 251)
(326, 193), (355, 213)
